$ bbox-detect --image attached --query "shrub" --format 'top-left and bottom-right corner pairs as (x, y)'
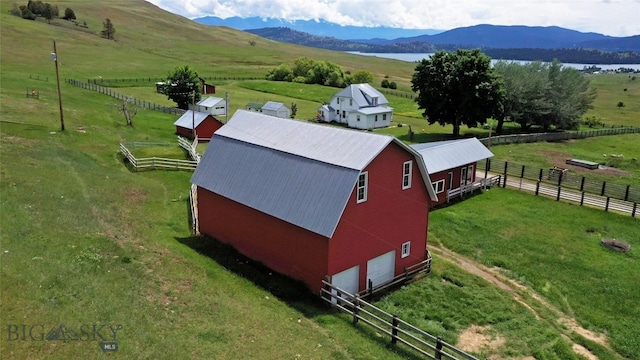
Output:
(381, 79), (390, 88)
(388, 81), (397, 89)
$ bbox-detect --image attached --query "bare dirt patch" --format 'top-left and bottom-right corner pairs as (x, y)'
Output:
(535, 149), (627, 176)
(456, 325), (505, 353)
(430, 245), (610, 359)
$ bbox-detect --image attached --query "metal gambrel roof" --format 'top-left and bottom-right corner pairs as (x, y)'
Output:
(192, 110), (437, 238)
(411, 138), (494, 174)
(192, 137), (358, 238)
(334, 84), (389, 108)
(173, 110), (210, 129)
(214, 110), (393, 170)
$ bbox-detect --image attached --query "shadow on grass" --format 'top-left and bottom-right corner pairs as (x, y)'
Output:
(175, 235), (428, 360)
(175, 235), (328, 316)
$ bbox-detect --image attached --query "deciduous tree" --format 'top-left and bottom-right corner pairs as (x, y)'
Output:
(411, 49), (505, 136)
(163, 65), (201, 110)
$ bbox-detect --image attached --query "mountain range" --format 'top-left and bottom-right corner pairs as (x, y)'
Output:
(194, 16), (640, 63)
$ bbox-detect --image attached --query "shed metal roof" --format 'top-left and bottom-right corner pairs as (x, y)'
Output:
(261, 101), (287, 111)
(174, 110), (210, 129)
(411, 138), (494, 174)
(192, 110), (436, 238)
(197, 97), (225, 107)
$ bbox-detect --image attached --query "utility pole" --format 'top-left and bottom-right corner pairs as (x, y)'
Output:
(52, 40), (64, 131)
(192, 90), (196, 139)
(225, 92), (230, 123)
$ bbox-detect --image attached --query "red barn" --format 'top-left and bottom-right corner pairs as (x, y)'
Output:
(199, 77), (216, 94)
(412, 138), (494, 206)
(191, 110), (437, 294)
(174, 110), (223, 139)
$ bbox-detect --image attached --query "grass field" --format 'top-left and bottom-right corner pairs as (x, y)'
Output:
(1, 1), (639, 359)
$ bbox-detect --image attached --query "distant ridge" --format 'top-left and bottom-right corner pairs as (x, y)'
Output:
(193, 16), (441, 40)
(194, 17), (640, 54)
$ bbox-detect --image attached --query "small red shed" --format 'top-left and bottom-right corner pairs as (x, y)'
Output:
(191, 110), (438, 294)
(412, 138), (494, 206)
(174, 110), (223, 140)
(199, 77), (216, 95)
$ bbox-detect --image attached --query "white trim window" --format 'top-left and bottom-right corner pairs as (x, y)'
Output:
(357, 172), (368, 203)
(402, 161), (412, 190)
(466, 164), (474, 183)
(401, 241), (411, 258)
(448, 171), (453, 190)
(432, 179), (445, 194)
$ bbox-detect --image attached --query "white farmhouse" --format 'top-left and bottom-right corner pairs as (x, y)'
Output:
(318, 83), (393, 129)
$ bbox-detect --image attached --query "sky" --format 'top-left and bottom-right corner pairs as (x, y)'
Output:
(145, 0), (640, 37)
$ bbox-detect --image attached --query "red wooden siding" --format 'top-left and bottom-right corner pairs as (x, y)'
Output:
(328, 142), (430, 291)
(429, 162), (477, 205)
(175, 116), (223, 139)
(197, 188), (329, 292)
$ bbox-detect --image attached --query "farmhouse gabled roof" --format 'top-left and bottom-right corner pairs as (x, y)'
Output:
(197, 97), (225, 107)
(173, 110), (210, 129)
(334, 83), (389, 108)
(411, 138), (494, 174)
(192, 110), (436, 238)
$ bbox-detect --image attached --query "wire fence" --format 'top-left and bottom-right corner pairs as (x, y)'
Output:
(479, 126), (639, 146)
(84, 75), (262, 85)
(67, 78), (185, 116)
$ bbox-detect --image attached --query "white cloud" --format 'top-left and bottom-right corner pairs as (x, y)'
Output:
(146, 0), (640, 36)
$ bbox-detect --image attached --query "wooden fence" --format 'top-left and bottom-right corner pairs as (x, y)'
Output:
(189, 184), (199, 235)
(67, 79), (186, 116)
(321, 279), (478, 360)
(177, 136), (202, 163)
(357, 252), (432, 300)
(119, 143), (198, 171)
(480, 159), (638, 217)
(479, 126), (639, 146)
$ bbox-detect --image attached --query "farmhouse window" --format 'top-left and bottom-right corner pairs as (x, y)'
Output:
(448, 172), (453, 190)
(350, 99), (353, 106)
(402, 161), (412, 190)
(357, 115), (360, 121)
(466, 165), (474, 183)
(401, 242), (411, 258)
(357, 172), (368, 203)
(337, 98), (340, 104)
(383, 114), (387, 121)
(432, 179), (445, 194)
(342, 110), (346, 119)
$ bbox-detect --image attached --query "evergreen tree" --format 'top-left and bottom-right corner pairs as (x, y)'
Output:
(101, 18), (115, 40)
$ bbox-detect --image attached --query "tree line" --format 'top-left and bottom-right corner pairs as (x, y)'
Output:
(10, 1), (115, 40)
(411, 49), (597, 136)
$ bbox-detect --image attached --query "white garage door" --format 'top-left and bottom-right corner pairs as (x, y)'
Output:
(367, 250), (396, 289)
(331, 265), (359, 304)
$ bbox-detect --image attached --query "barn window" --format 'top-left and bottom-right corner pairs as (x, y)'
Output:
(401, 242), (411, 258)
(357, 172), (368, 203)
(402, 161), (412, 190)
(432, 179), (445, 194)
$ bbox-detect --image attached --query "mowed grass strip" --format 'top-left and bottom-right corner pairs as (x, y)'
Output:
(425, 188), (639, 358)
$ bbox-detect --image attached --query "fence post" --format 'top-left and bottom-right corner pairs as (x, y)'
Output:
(581, 192), (585, 206)
(557, 187), (561, 201)
(633, 203), (637, 218)
(485, 158), (490, 179)
(624, 185), (630, 202)
(391, 315), (399, 344)
(503, 161), (508, 188)
(520, 164), (525, 180)
(323, 276), (331, 302)
(580, 177), (585, 192)
(368, 279), (373, 298)
(601, 181), (606, 196)
(353, 295), (360, 324)
(435, 336), (443, 360)
(557, 170), (563, 187)
(605, 197), (610, 212)
(536, 168), (543, 195)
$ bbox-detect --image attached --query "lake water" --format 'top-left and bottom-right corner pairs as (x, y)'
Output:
(347, 52), (640, 71)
